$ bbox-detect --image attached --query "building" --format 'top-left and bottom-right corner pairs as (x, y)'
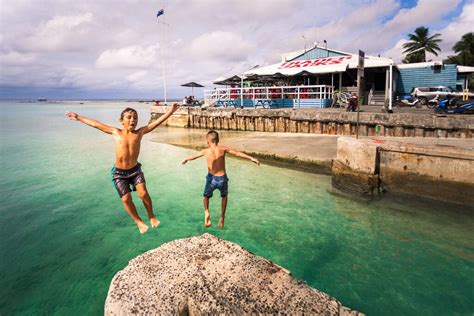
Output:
(204, 45), (473, 109)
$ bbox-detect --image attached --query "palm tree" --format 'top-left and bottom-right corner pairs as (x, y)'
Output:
(451, 32), (473, 66)
(402, 26), (442, 63)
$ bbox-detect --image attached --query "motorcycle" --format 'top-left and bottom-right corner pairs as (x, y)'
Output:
(427, 95), (439, 109)
(332, 91), (352, 108)
(395, 95), (422, 108)
(346, 95), (358, 112)
(433, 95), (474, 114)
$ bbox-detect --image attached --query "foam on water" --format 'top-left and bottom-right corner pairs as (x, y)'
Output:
(0, 101), (473, 315)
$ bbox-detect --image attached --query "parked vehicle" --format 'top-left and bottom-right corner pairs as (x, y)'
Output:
(427, 95), (439, 109)
(433, 95), (474, 114)
(332, 91), (352, 108)
(346, 95), (358, 112)
(411, 86), (474, 105)
(395, 95), (422, 108)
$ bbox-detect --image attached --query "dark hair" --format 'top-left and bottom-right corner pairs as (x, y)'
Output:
(206, 130), (219, 144)
(120, 107), (137, 121)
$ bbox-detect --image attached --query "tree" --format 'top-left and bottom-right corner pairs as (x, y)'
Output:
(402, 51), (424, 64)
(402, 26), (442, 63)
(444, 32), (474, 66)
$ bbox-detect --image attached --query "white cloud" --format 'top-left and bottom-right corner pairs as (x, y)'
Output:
(190, 31), (255, 62)
(0, 52), (37, 66)
(126, 70), (148, 83)
(436, 2), (474, 59)
(0, 0), (470, 98)
(296, 0), (399, 54)
(95, 45), (159, 69)
(355, 0), (461, 53)
(23, 13), (94, 51)
(381, 1), (473, 62)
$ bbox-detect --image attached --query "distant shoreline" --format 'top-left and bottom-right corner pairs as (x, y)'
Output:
(0, 99), (183, 102)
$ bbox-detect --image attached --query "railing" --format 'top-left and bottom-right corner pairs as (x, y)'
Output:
(204, 85), (334, 108)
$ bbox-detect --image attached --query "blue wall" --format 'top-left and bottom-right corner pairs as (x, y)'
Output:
(396, 64), (457, 94)
(291, 47), (346, 61)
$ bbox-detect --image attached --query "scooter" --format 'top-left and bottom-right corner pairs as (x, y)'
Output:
(434, 95), (474, 114)
(332, 91), (352, 108)
(346, 95), (358, 112)
(395, 96), (422, 108)
(427, 95), (439, 109)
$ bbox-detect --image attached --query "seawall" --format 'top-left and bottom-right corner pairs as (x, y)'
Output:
(151, 106), (474, 138)
(150, 106), (474, 206)
(332, 137), (474, 206)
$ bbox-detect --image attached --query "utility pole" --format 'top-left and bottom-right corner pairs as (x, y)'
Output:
(356, 50), (365, 139)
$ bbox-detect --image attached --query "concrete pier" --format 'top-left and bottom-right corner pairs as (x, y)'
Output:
(332, 137), (474, 206)
(149, 107), (474, 206)
(151, 106), (474, 139)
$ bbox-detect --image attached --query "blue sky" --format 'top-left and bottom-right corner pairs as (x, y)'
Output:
(0, 0), (472, 100)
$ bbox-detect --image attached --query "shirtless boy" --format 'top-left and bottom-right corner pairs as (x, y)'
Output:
(65, 104), (179, 234)
(181, 130), (260, 228)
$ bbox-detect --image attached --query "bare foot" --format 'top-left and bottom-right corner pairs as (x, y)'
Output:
(136, 221), (149, 234)
(217, 218), (225, 228)
(150, 217), (160, 228)
(204, 210), (211, 227)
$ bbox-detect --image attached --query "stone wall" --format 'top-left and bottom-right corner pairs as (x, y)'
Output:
(151, 106), (474, 138)
(331, 137), (474, 206)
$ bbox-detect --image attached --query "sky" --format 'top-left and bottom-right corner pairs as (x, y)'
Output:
(0, 0), (472, 100)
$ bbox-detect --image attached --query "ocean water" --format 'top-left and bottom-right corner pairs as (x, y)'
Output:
(0, 101), (473, 315)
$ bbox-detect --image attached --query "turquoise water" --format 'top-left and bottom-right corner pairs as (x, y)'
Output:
(1, 101), (473, 315)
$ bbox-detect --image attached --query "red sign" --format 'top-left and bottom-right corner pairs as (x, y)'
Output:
(279, 55), (352, 69)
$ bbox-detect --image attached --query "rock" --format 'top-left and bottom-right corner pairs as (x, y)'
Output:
(105, 233), (363, 315)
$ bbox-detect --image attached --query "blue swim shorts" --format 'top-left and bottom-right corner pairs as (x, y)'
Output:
(111, 163), (146, 198)
(203, 173), (229, 198)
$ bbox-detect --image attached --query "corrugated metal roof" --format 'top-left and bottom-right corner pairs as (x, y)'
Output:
(396, 61), (443, 69)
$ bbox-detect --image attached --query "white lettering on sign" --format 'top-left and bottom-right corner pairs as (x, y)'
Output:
(279, 55), (352, 69)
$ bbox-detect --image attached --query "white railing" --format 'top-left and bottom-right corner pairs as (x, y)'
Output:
(204, 85), (334, 106)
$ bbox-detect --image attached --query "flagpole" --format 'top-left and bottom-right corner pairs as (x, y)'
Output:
(163, 21), (167, 104)
(157, 9), (168, 104)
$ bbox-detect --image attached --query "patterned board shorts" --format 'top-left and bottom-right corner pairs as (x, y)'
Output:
(203, 173), (229, 198)
(111, 163), (146, 197)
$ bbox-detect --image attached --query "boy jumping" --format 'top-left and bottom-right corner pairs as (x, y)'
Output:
(181, 130), (260, 228)
(65, 104), (179, 234)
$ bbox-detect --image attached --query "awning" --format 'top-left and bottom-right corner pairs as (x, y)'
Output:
(457, 65), (474, 73)
(245, 56), (352, 77)
(213, 75), (242, 85)
(244, 55), (394, 77)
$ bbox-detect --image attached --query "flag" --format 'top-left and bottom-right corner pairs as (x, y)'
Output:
(156, 9), (164, 18)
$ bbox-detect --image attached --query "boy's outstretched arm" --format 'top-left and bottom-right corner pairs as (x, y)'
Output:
(141, 103), (180, 134)
(225, 147), (260, 165)
(65, 112), (117, 134)
(181, 150), (205, 165)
